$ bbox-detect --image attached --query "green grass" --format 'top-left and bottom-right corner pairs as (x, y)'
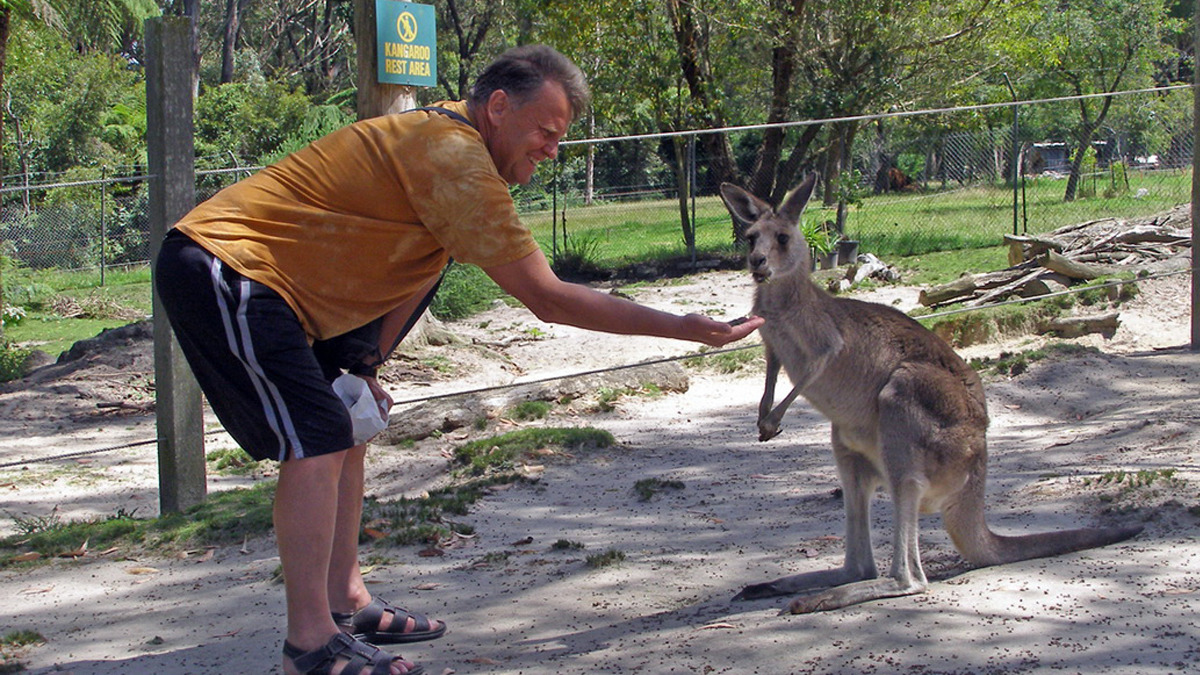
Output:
(521, 170), (1189, 267)
(0, 481), (277, 565)
(3, 170), (1185, 362)
(453, 427), (617, 477)
(633, 477), (686, 502)
(585, 548), (626, 568)
(1, 630), (45, 674)
(3, 264), (151, 358)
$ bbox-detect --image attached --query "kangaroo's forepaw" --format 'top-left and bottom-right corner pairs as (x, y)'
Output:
(733, 581), (787, 601)
(757, 424), (782, 442)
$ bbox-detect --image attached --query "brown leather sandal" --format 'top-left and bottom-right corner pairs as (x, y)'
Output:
(332, 596), (447, 645)
(282, 632), (424, 675)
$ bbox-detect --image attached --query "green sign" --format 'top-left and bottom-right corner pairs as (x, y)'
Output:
(375, 0), (436, 87)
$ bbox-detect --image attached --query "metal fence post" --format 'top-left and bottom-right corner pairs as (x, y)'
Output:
(146, 16), (206, 513)
(99, 166), (107, 286)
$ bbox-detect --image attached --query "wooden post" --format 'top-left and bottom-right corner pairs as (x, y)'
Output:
(1192, 0), (1200, 350)
(146, 16), (206, 513)
(355, 0), (416, 120)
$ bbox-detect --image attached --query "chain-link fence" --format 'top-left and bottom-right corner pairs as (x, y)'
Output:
(548, 86), (1193, 269)
(0, 87), (1192, 279)
(0, 156), (261, 279)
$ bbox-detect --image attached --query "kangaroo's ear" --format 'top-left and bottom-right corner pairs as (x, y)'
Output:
(719, 183), (772, 228)
(778, 173), (818, 224)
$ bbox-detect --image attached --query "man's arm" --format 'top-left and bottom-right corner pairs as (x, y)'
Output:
(483, 248), (763, 347)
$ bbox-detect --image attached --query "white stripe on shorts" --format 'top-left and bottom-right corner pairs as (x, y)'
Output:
(209, 256), (304, 460)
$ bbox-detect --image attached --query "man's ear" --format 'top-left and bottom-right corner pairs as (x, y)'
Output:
(486, 89), (510, 123)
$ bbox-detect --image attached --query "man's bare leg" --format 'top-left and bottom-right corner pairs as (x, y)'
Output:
(328, 444), (433, 636)
(277, 450), (411, 675)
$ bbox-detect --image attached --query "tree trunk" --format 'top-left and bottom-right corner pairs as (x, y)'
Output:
(354, 0), (416, 119)
(220, 0), (243, 83)
(747, 0), (806, 200)
(665, 0), (737, 185)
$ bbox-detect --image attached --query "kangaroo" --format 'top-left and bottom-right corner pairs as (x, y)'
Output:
(719, 174), (1143, 614)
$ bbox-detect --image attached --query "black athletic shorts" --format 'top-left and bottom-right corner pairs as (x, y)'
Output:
(155, 230), (371, 462)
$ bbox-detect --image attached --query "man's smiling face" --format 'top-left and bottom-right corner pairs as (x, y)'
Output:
(483, 80), (571, 185)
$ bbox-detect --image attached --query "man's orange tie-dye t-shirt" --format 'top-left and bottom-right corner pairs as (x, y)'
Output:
(175, 101), (539, 340)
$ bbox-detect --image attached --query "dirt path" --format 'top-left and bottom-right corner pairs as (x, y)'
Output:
(2, 269), (1198, 675)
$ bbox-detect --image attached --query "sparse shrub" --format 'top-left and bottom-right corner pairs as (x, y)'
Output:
(633, 477), (686, 501)
(586, 548), (625, 568)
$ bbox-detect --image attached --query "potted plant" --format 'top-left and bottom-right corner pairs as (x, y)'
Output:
(801, 218), (838, 270)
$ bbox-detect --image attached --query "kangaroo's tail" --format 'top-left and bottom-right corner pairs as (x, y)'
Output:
(942, 470), (1142, 567)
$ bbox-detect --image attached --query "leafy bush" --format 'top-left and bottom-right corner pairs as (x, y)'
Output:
(0, 341), (32, 383)
(194, 78), (315, 163)
(430, 263), (507, 321)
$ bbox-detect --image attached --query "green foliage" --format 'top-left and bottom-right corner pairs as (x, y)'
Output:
(969, 343), (1099, 377)
(206, 447), (264, 475)
(585, 548), (625, 568)
(360, 483), (501, 547)
(800, 217), (836, 255)
(1, 628), (44, 674)
(0, 482), (277, 565)
(506, 400), (552, 421)
(633, 477), (685, 502)
(429, 263), (507, 321)
(453, 427), (616, 477)
(552, 231), (606, 278)
(6, 20), (145, 172)
(194, 78), (316, 163)
(683, 345), (763, 375)
(258, 104), (355, 165)
(0, 340), (31, 383)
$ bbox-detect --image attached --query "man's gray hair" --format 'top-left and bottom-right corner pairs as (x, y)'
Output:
(468, 44), (591, 122)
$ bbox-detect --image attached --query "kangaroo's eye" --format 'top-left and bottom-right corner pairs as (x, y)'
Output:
(776, 233), (790, 247)
(746, 233), (758, 246)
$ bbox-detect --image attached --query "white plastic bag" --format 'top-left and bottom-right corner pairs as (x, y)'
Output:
(331, 373), (390, 444)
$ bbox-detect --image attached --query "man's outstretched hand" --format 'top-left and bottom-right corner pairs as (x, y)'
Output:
(685, 314), (764, 347)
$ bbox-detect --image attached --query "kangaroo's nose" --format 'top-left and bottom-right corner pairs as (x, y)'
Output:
(749, 253), (766, 269)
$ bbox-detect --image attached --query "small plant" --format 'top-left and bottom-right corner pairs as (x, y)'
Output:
(507, 400), (551, 421)
(593, 385), (662, 413)
(206, 447), (264, 475)
(633, 477), (686, 502)
(1086, 468), (1177, 491)
(969, 344), (1100, 377)
(453, 427), (616, 477)
(1, 483), (278, 566)
(8, 509), (63, 537)
(0, 341), (32, 383)
(683, 345), (762, 374)
(552, 231), (605, 278)
(360, 484), (489, 547)
(585, 548), (626, 568)
(1, 629), (45, 673)
(551, 539), (585, 551)
(1, 305), (26, 328)
(799, 218), (835, 256)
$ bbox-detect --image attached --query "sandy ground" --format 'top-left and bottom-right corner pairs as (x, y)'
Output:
(2, 267), (1199, 675)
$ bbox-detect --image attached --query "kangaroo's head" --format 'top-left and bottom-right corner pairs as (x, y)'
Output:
(719, 174), (818, 284)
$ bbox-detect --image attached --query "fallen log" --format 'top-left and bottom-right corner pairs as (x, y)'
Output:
(918, 262), (1038, 307)
(1003, 234), (1064, 265)
(1037, 312), (1120, 339)
(967, 269), (1047, 307)
(1036, 250), (1120, 280)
